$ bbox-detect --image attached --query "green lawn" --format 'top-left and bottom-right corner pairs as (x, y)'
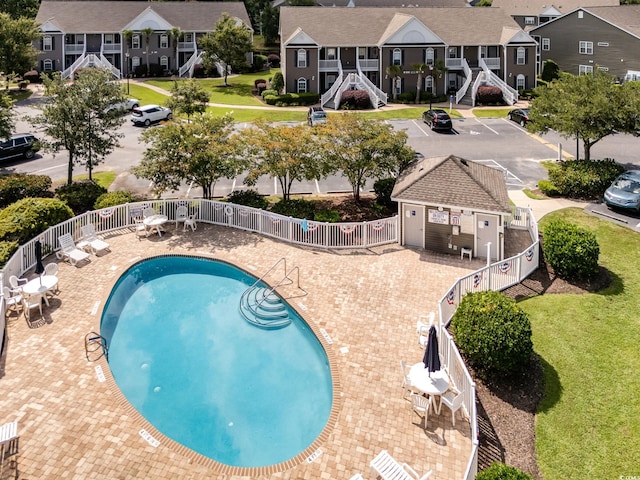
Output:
(521, 208), (640, 478)
(471, 108), (512, 118)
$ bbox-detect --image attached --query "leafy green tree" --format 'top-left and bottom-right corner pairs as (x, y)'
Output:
(260, 3), (280, 46)
(141, 27), (154, 75)
(528, 70), (638, 160)
(243, 122), (325, 201)
(165, 79), (210, 123)
(270, 71), (284, 94)
(0, 91), (13, 139)
(0, 13), (41, 78)
(475, 0), (492, 5)
(133, 113), (245, 199)
(199, 13), (252, 86)
(318, 114), (414, 202)
(0, 0), (39, 19)
(540, 59), (560, 82)
(386, 64), (402, 101)
(33, 70), (125, 184)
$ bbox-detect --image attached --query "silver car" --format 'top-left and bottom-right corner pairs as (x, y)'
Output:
(604, 170), (640, 212)
(131, 104), (173, 126)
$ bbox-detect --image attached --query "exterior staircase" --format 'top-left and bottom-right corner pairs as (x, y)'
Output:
(458, 68), (483, 106)
(61, 53), (121, 80)
(321, 72), (387, 110)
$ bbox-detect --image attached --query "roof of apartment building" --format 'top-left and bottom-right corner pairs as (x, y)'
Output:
(491, 0), (618, 17)
(280, 6), (535, 46)
(35, 1), (251, 33)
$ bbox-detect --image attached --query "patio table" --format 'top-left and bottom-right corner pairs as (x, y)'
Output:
(143, 214), (168, 237)
(22, 275), (58, 307)
(408, 362), (450, 414)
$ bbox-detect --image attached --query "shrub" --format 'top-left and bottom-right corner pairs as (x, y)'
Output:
(256, 82), (267, 94)
(396, 91), (416, 104)
(451, 291), (533, 379)
(267, 53), (280, 68)
(373, 178), (397, 207)
(536, 179), (559, 197)
(339, 90), (372, 110)
(263, 92), (320, 106)
(254, 78), (267, 89)
(314, 209), (341, 222)
(270, 198), (316, 219)
(23, 70), (40, 84)
(542, 219), (599, 280)
(253, 54), (268, 71)
(271, 71), (284, 94)
(261, 89), (277, 98)
(540, 59), (560, 83)
(0, 197), (74, 245)
(55, 180), (107, 215)
(0, 240), (20, 268)
(94, 191), (140, 209)
(227, 189), (268, 210)
(18, 80), (30, 90)
(0, 174), (53, 208)
(476, 85), (503, 105)
(477, 463), (533, 480)
(547, 158), (625, 199)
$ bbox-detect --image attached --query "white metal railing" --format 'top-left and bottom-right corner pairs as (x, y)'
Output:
(355, 63), (387, 108)
(319, 59), (341, 71)
(456, 59), (473, 104)
(321, 72), (344, 108)
(64, 44), (85, 54)
(102, 43), (121, 54)
(99, 53), (121, 79)
(482, 57), (500, 70)
(179, 50), (201, 77)
(61, 54), (88, 79)
(332, 72), (355, 110)
(445, 58), (463, 69)
(471, 71), (485, 107)
(479, 58), (518, 106)
(357, 58), (378, 70)
(178, 40), (196, 52)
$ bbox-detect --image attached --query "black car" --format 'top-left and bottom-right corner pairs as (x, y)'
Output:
(0, 134), (40, 161)
(422, 109), (452, 131)
(508, 108), (530, 127)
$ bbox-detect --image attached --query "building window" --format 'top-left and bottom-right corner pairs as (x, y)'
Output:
(579, 64), (593, 75)
(516, 47), (526, 65)
(425, 48), (434, 65)
(132, 35), (140, 49)
(297, 77), (307, 93)
(516, 74), (525, 90)
(297, 49), (307, 68)
(448, 47), (457, 58)
(578, 10), (584, 19)
(131, 56), (141, 67)
(327, 48), (336, 60)
(160, 34), (168, 49)
(524, 16), (535, 25)
(43, 59), (53, 70)
(480, 46), (487, 58)
(579, 41), (593, 54)
(392, 48), (401, 66)
(160, 56), (168, 69)
(43, 36), (52, 51)
(425, 75), (434, 94)
(104, 34), (113, 45)
(542, 38), (550, 51)
(358, 47), (365, 59)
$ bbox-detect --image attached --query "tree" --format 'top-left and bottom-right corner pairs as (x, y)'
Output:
(271, 71), (284, 94)
(0, 13), (41, 78)
(199, 13), (252, 86)
(165, 79), (210, 123)
(540, 59), (560, 82)
(133, 113), (245, 199)
(260, 3), (280, 46)
(168, 27), (182, 73)
(33, 70), (125, 184)
(412, 63), (428, 104)
(528, 70), (638, 160)
(0, 0), (39, 19)
(386, 64), (402, 101)
(0, 91), (13, 139)
(243, 122), (325, 201)
(122, 29), (133, 77)
(318, 114), (414, 202)
(141, 27), (154, 75)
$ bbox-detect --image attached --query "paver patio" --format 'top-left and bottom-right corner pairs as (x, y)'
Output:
(1, 224), (478, 479)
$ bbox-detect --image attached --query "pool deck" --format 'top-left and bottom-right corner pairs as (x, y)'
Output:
(1, 224), (480, 479)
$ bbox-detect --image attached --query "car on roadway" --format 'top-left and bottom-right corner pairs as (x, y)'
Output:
(422, 109), (452, 131)
(0, 133), (40, 161)
(131, 104), (172, 126)
(307, 106), (327, 126)
(106, 98), (140, 114)
(603, 170), (640, 212)
(508, 108), (530, 127)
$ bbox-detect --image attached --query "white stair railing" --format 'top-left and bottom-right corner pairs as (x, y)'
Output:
(99, 53), (121, 79)
(321, 72), (344, 107)
(471, 71), (486, 107)
(179, 50), (200, 77)
(455, 58), (473, 104)
(61, 54), (87, 79)
(479, 58), (518, 105)
(356, 60), (387, 107)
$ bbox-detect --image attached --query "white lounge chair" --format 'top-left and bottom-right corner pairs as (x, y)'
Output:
(56, 233), (90, 266)
(175, 205), (188, 229)
(143, 207), (156, 218)
(370, 450), (432, 480)
(80, 224), (110, 255)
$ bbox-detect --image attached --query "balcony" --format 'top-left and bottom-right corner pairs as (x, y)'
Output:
(445, 58), (463, 69)
(357, 58), (378, 71)
(65, 44), (85, 54)
(102, 43), (121, 54)
(319, 59), (341, 71)
(178, 41), (196, 52)
(483, 57), (501, 70)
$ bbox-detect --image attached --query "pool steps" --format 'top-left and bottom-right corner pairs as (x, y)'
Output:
(240, 286), (291, 328)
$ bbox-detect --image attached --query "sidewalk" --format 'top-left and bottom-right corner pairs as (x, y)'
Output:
(508, 188), (590, 221)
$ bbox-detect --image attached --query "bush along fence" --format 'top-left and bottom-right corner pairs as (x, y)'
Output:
(0, 200), (538, 480)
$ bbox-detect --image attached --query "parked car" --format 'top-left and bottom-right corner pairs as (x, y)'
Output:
(307, 106), (327, 126)
(106, 98), (140, 114)
(422, 109), (452, 131)
(603, 170), (640, 212)
(0, 133), (40, 161)
(131, 105), (172, 126)
(508, 108), (530, 126)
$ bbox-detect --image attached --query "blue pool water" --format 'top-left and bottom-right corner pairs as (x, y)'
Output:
(100, 256), (332, 468)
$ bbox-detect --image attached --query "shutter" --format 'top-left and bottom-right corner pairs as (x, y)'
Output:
(525, 49), (528, 63)
(158, 35), (160, 48)
(52, 37), (55, 50)
(40, 39), (43, 50)
(401, 50), (404, 66)
(525, 76), (529, 89)
(294, 50), (298, 67)
(513, 48), (516, 63)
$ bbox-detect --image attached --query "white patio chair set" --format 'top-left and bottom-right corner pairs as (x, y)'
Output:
(133, 206), (197, 240)
(56, 224), (111, 267)
(2, 264), (60, 322)
(348, 449), (432, 480)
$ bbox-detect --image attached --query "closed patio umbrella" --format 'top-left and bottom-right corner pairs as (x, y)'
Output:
(35, 239), (45, 285)
(422, 325), (441, 377)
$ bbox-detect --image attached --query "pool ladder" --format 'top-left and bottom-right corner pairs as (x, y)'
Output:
(84, 331), (108, 361)
(240, 258), (307, 329)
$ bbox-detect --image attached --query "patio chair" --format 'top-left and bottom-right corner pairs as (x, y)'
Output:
(44, 263), (60, 296)
(183, 214), (197, 232)
(370, 450), (432, 480)
(8, 275), (27, 295)
(22, 293), (43, 321)
(143, 207), (156, 218)
(349, 474), (364, 480)
(440, 388), (465, 426)
(80, 224), (110, 255)
(2, 286), (23, 314)
(56, 233), (90, 266)
(0, 419), (19, 476)
(417, 312), (435, 347)
(133, 217), (148, 239)
(175, 205), (188, 229)
(411, 393), (432, 431)
(401, 360), (413, 400)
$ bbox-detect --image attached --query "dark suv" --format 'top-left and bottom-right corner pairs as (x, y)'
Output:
(422, 109), (453, 131)
(0, 134), (40, 161)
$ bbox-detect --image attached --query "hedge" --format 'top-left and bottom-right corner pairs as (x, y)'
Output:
(0, 174), (53, 209)
(263, 92), (320, 106)
(0, 197), (74, 246)
(546, 158), (625, 199)
(542, 219), (599, 280)
(55, 180), (107, 214)
(476, 85), (503, 105)
(339, 90), (372, 110)
(94, 191), (141, 209)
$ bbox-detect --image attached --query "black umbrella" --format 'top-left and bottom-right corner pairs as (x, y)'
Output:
(35, 239), (45, 284)
(422, 325), (441, 377)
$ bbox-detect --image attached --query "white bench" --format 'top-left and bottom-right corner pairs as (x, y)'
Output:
(370, 450), (432, 480)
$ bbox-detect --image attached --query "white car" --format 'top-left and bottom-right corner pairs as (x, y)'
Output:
(105, 98), (140, 114)
(131, 105), (173, 126)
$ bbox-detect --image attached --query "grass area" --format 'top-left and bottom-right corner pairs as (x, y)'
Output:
(71, 171), (117, 190)
(127, 83), (168, 106)
(471, 108), (511, 118)
(523, 188), (548, 200)
(520, 209), (640, 478)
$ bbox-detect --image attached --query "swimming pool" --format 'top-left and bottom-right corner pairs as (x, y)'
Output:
(101, 255), (333, 468)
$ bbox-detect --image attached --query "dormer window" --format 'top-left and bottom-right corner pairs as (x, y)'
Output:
(524, 17), (535, 25)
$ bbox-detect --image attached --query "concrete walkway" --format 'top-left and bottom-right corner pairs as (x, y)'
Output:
(508, 189), (590, 222)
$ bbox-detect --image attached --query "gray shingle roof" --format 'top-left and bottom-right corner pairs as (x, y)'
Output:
(280, 6), (530, 46)
(318, 0), (469, 6)
(583, 5), (640, 38)
(491, 0), (618, 17)
(36, 1), (251, 33)
(391, 155), (511, 213)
